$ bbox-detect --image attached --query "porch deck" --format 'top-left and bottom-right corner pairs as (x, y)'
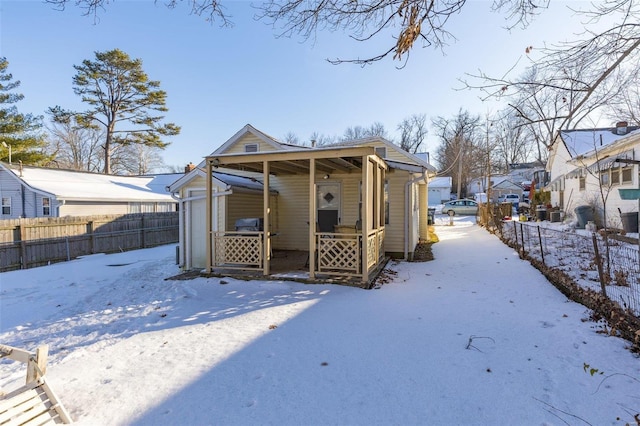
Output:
(206, 249), (389, 288)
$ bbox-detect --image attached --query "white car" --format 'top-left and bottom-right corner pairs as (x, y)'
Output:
(474, 192), (488, 204)
(497, 194), (520, 205)
(440, 199), (479, 216)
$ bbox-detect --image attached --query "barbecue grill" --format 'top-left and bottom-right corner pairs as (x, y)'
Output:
(235, 218), (264, 232)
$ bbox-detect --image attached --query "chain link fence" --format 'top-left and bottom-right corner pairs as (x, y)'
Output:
(500, 221), (640, 315)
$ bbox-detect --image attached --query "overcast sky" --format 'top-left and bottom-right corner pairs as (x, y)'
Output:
(0, 0), (610, 171)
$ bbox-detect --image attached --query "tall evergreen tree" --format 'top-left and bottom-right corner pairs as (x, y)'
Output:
(50, 49), (180, 174)
(0, 57), (48, 165)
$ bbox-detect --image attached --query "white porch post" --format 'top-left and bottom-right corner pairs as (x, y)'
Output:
(263, 161), (270, 276)
(309, 159), (316, 279)
(213, 186), (220, 270)
(361, 155), (369, 283)
(205, 160), (212, 274)
(178, 197), (185, 268)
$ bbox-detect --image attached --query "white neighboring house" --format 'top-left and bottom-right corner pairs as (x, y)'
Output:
(0, 162), (180, 218)
(428, 176), (452, 205)
(467, 175), (523, 202)
(468, 175), (507, 198)
(491, 179), (524, 202)
(546, 121), (640, 226)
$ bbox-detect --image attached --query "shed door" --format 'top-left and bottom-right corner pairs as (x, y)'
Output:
(317, 183), (340, 232)
(428, 188), (442, 205)
(189, 190), (206, 269)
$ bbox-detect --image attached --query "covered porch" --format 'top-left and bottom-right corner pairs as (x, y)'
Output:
(204, 146), (388, 286)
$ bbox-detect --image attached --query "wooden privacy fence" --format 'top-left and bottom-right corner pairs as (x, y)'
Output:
(0, 212), (179, 272)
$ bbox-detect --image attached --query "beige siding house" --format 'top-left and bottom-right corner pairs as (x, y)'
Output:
(169, 124), (436, 285)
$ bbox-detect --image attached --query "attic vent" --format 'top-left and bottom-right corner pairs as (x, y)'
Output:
(615, 121), (629, 135)
(245, 144), (258, 153)
(375, 147), (386, 158)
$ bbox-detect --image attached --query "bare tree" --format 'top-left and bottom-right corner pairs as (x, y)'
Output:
(283, 131), (300, 145)
(463, 1), (640, 147)
(258, 0), (548, 65)
(397, 114), (427, 153)
(367, 122), (389, 139)
(342, 122), (388, 141)
(432, 109), (482, 199)
(309, 131), (338, 147)
(113, 144), (167, 175)
(492, 109), (536, 171)
(45, 0), (231, 25)
(45, 116), (104, 172)
(45, 0), (549, 66)
(606, 84), (640, 124)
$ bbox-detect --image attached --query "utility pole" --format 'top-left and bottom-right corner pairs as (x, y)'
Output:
(456, 134), (463, 199)
(485, 116), (493, 221)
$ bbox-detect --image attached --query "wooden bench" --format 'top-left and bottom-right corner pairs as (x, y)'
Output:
(0, 344), (72, 425)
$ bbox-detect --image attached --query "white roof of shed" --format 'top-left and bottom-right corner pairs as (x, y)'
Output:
(166, 167), (277, 194)
(2, 163), (181, 202)
(429, 176), (452, 188)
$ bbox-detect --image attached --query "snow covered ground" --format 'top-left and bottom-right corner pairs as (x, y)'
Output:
(2, 216), (640, 425)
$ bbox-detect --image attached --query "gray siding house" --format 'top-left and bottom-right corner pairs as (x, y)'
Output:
(0, 162), (180, 218)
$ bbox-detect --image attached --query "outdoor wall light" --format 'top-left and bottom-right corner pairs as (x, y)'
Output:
(323, 174), (330, 180)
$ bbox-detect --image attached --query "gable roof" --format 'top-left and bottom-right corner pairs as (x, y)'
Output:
(324, 137), (436, 172)
(194, 124), (303, 169)
(429, 176), (452, 188)
(0, 162), (180, 202)
(559, 126), (640, 158)
(167, 166), (277, 194)
(492, 179), (523, 190)
(192, 125), (437, 176)
(213, 124), (297, 155)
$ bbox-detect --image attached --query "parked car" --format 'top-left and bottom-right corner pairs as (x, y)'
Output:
(474, 192), (488, 204)
(440, 199), (479, 216)
(497, 194), (521, 205)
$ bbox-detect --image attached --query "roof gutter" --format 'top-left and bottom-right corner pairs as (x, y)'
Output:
(404, 168), (430, 260)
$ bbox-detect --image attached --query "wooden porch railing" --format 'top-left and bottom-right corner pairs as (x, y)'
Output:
(317, 226), (385, 279)
(210, 226), (385, 281)
(212, 231), (264, 271)
(317, 233), (361, 275)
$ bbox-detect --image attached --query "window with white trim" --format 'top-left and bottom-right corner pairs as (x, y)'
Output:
(42, 197), (51, 216)
(611, 168), (620, 186)
(579, 176), (586, 191)
(375, 147), (386, 158)
(2, 197), (10, 215)
(245, 144), (258, 153)
(622, 167), (633, 184)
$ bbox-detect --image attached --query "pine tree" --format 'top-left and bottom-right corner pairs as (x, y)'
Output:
(49, 49), (180, 174)
(0, 57), (49, 165)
